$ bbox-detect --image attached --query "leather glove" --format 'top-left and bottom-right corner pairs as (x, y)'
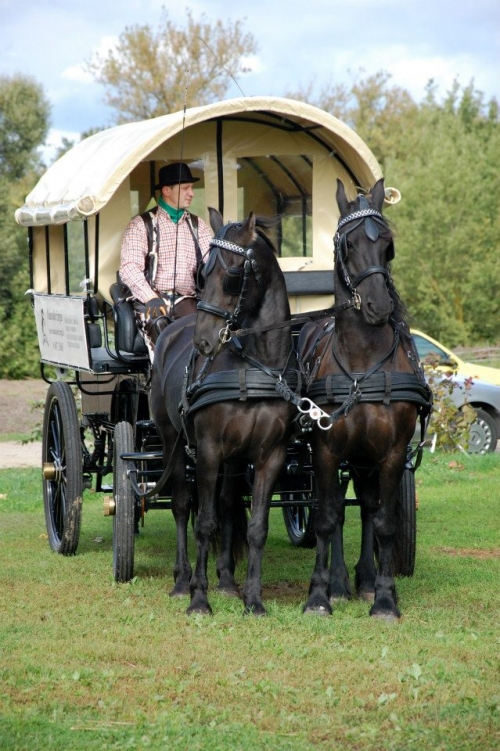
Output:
(145, 297), (168, 320)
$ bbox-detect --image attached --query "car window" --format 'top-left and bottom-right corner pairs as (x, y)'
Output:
(412, 335), (449, 363)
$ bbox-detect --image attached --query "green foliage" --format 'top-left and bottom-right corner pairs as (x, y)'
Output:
(0, 73), (50, 180)
(0, 76), (50, 378)
(86, 8), (258, 122)
(423, 359), (476, 452)
(287, 72), (500, 347)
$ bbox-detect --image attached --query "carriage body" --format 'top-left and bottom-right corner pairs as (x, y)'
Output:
(16, 96), (409, 580)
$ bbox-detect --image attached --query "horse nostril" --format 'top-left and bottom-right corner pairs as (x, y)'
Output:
(197, 339), (212, 356)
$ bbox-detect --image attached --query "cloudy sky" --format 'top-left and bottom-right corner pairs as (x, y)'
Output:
(1, 0), (498, 161)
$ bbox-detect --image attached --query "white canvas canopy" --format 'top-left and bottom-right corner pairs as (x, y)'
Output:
(16, 96), (399, 308)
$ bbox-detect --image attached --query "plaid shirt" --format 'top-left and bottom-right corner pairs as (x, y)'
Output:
(119, 206), (212, 303)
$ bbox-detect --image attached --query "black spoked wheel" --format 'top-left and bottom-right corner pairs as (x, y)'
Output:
(42, 381), (83, 555)
(282, 493), (317, 548)
(393, 468), (416, 577)
(113, 421), (136, 582)
(468, 408), (498, 454)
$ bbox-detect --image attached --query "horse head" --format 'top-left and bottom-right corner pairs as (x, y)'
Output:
(335, 178), (395, 326)
(194, 209), (276, 357)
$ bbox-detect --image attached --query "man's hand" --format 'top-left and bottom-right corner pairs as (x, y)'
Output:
(145, 297), (168, 320)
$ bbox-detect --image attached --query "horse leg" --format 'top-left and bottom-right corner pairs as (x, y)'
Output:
(169, 459), (193, 597)
(186, 456), (219, 615)
(351, 471), (378, 603)
(242, 447), (286, 616)
(370, 466), (402, 620)
(215, 464), (246, 597)
(304, 446), (340, 615)
(151, 394), (192, 597)
(329, 499), (352, 601)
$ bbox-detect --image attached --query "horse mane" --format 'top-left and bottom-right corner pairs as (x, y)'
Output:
(378, 219), (411, 333)
(254, 215), (280, 256)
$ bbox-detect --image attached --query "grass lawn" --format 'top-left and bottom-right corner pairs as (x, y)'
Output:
(0, 452), (499, 750)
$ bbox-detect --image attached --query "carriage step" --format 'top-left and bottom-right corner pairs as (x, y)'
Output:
(120, 451), (163, 462)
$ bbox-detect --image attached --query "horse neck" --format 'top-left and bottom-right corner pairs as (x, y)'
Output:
(244, 275), (292, 365)
(334, 303), (395, 372)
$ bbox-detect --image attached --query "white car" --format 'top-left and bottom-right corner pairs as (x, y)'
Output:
(412, 331), (500, 453)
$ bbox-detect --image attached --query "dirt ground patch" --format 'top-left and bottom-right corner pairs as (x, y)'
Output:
(0, 379), (47, 468)
(0, 379), (47, 436)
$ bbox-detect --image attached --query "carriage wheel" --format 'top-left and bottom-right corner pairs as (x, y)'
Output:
(113, 421), (136, 582)
(42, 381), (83, 555)
(393, 467), (416, 577)
(282, 493), (317, 548)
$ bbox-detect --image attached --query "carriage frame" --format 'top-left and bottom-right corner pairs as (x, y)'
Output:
(16, 96), (415, 582)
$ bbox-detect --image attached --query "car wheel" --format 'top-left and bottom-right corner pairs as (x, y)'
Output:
(468, 408), (498, 454)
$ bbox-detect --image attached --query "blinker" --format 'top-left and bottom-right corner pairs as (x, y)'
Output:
(364, 216), (379, 242)
(222, 266), (244, 295)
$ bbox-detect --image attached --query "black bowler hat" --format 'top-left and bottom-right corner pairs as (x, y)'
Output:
(155, 162), (200, 189)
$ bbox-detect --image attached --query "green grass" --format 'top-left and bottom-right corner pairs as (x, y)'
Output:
(0, 433), (32, 443)
(0, 454), (499, 750)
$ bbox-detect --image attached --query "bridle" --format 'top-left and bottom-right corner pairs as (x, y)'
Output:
(196, 222), (264, 344)
(334, 204), (394, 303)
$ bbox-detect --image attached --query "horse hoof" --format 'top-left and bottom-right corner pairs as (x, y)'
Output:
(217, 583), (241, 598)
(243, 604), (267, 617)
(168, 582), (190, 597)
(186, 604), (213, 616)
(330, 593), (351, 604)
(358, 591), (375, 604)
(303, 605), (332, 616)
(370, 610), (400, 622)
(169, 584), (190, 597)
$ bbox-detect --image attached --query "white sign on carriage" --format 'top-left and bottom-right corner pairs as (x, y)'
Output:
(34, 294), (90, 371)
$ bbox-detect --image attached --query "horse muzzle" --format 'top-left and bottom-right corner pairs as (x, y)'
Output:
(363, 297), (394, 326)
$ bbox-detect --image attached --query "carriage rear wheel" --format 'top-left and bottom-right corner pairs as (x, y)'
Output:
(393, 467), (416, 577)
(282, 493), (317, 548)
(42, 381), (83, 555)
(113, 421), (136, 582)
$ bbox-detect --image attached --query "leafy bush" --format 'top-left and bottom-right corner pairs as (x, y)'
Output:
(423, 356), (476, 452)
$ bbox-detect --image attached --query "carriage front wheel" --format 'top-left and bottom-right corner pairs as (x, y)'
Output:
(281, 493), (317, 548)
(42, 381), (83, 555)
(113, 421), (136, 582)
(393, 467), (417, 577)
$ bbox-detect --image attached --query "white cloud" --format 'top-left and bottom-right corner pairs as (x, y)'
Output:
(62, 35), (119, 84)
(62, 65), (93, 84)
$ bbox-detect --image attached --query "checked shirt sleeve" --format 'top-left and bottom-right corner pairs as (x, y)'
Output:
(119, 215), (157, 303)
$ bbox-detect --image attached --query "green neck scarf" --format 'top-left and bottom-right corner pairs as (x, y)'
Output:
(158, 196), (185, 224)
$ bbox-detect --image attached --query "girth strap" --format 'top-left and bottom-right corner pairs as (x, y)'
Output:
(185, 368), (301, 415)
(308, 371), (432, 411)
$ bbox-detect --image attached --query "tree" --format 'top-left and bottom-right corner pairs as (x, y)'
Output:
(389, 82), (500, 345)
(86, 8), (258, 122)
(0, 76), (50, 377)
(285, 70), (419, 172)
(287, 73), (500, 346)
(0, 74), (50, 180)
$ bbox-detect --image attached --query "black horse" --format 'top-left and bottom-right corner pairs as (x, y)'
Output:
(150, 209), (299, 615)
(299, 179), (431, 620)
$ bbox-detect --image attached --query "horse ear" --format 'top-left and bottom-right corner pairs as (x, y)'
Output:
(208, 207), (223, 234)
(336, 179), (350, 216)
(370, 179), (386, 212)
(242, 211), (257, 245)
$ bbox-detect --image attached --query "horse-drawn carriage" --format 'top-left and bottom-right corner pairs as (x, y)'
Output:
(16, 96), (430, 618)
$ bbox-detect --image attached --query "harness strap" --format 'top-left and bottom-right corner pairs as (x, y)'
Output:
(184, 367), (301, 415)
(307, 371), (432, 410)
